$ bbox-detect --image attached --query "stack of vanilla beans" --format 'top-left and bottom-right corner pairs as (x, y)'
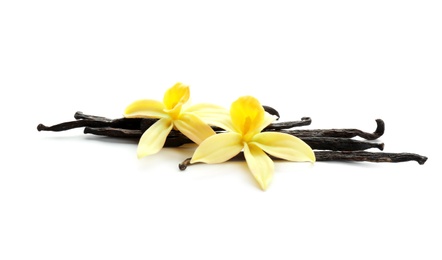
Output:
(37, 106), (428, 167)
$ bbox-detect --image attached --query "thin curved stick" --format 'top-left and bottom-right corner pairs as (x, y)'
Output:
(280, 119), (384, 140)
(264, 117), (312, 130)
(178, 151), (427, 170)
(84, 127), (383, 151)
(37, 120), (110, 132)
(39, 111), (311, 133)
(314, 151), (427, 165)
(301, 137), (384, 151)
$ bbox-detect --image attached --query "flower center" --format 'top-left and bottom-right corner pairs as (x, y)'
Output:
(242, 116), (252, 135)
(241, 116), (256, 142)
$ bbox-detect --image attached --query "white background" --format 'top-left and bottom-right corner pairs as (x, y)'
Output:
(1, 1), (441, 259)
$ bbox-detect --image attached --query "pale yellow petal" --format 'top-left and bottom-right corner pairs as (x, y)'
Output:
(174, 113), (216, 144)
(230, 96), (265, 136)
(251, 132), (316, 162)
(185, 103), (235, 131)
(190, 132), (243, 164)
(256, 113), (278, 133)
(163, 82), (190, 110)
(137, 118), (173, 158)
(244, 142), (274, 190)
(124, 99), (167, 118)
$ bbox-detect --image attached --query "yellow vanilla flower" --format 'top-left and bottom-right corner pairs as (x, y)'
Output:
(124, 82), (229, 158)
(190, 96), (315, 190)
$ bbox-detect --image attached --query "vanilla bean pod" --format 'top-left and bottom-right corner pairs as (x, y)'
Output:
(84, 126), (383, 151)
(210, 117), (311, 132)
(279, 119), (384, 140)
(38, 111), (308, 133)
(75, 106), (280, 120)
(74, 111), (114, 122)
(37, 120), (108, 132)
(83, 127), (142, 138)
(314, 151), (427, 165)
(264, 117), (312, 130)
(37, 112), (152, 132)
(38, 104), (282, 133)
(84, 127), (189, 147)
(178, 150), (427, 170)
(301, 137), (384, 151)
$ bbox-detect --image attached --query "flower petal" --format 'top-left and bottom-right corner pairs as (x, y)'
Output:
(252, 132), (316, 162)
(124, 99), (167, 118)
(190, 132), (243, 164)
(163, 82), (190, 110)
(185, 103), (235, 131)
(259, 113), (278, 131)
(230, 96), (265, 136)
(244, 142), (274, 190)
(137, 117), (173, 158)
(174, 113), (216, 144)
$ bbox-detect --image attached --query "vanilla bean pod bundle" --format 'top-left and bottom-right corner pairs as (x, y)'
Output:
(37, 109), (427, 165)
